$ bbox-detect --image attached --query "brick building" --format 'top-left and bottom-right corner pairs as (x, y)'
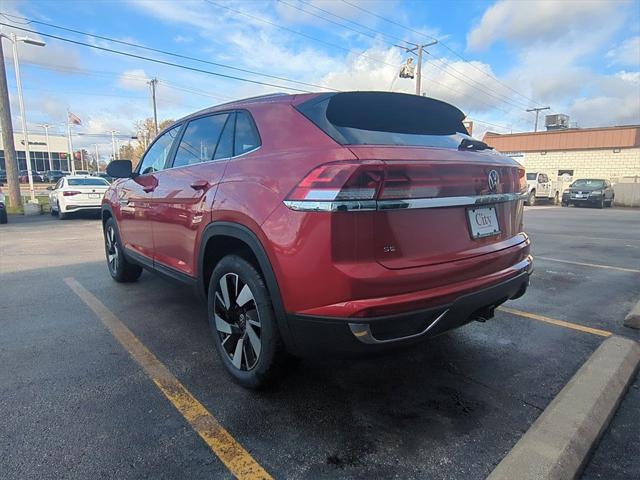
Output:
(483, 125), (640, 182)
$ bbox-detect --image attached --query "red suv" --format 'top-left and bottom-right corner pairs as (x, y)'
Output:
(103, 92), (532, 388)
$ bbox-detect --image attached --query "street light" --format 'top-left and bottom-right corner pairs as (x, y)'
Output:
(38, 123), (53, 171)
(0, 32), (46, 202)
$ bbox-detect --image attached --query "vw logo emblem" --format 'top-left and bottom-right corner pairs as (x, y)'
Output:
(487, 170), (499, 192)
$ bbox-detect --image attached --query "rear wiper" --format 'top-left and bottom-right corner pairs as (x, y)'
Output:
(458, 138), (493, 151)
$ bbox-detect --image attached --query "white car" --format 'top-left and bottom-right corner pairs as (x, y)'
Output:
(48, 175), (110, 219)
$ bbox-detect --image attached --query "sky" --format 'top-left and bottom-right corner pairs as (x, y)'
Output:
(1, 0), (639, 152)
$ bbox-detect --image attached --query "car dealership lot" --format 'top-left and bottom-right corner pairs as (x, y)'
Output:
(1, 207), (638, 479)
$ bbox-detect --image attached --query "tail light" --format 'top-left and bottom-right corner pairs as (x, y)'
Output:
(63, 190), (82, 196)
(285, 162), (383, 211)
(284, 161), (525, 212)
(518, 168), (527, 192)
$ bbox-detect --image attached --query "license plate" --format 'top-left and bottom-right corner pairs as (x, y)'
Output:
(573, 193), (585, 198)
(467, 206), (500, 239)
(88, 193), (100, 199)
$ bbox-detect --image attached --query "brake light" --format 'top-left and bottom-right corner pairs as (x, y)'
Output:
(518, 168), (527, 192)
(286, 162), (384, 201)
(63, 190), (82, 196)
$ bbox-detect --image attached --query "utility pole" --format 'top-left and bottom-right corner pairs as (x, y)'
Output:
(0, 35), (21, 210)
(526, 106), (551, 132)
(401, 41), (437, 96)
(148, 78), (158, 135)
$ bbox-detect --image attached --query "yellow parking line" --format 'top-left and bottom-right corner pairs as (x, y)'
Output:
(536, 256), (640, 274)
(498, 306), (612, 337)
(64, 278), (272, 480)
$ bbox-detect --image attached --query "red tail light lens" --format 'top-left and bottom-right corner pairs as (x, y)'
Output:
(287, 162), (384, 201)
(518, 168), (526, 192)
(63, 190), (82, 196)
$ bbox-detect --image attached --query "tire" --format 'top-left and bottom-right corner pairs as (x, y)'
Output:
(0, 208), (7, 224)
(50, 207), (58, 216)
(527, 191), (536, 206)
(561, 202), (568, 207)
(597, 198), (604, 209)
(104, 217), (142, 282)
(58, 211), (68, 220)
(208, 255), (286, 389)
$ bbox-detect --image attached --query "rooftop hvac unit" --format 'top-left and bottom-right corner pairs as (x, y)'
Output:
(545, 114), (570, 130)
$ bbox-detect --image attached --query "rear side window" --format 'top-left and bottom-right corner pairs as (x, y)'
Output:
(139, 125), (181, 174)
(296, 92), (469, 148)
(234, 111), (260, 155)
(173, 114), (230, 168)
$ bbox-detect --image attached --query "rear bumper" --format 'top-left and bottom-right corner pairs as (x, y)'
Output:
(285, 256), (532, 356)
(61, 203), (102, 212)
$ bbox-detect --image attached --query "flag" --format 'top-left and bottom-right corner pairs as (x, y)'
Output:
(68, 111), (82, 125)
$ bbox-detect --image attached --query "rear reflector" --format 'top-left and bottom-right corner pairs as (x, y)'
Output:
(63, 191), (82, 196)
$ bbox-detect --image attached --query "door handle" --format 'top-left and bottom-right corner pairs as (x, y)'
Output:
(190, 180), (209, 191)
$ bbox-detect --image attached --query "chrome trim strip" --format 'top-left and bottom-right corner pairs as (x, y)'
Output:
(377, 192), (527, 210)
(284, 192), (527, 212)
(283, 200), (377, 212)
(348, 309), (449, 345)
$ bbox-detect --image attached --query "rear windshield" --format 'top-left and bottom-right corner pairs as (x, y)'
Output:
(68, 178), (109, 186)
(571, 179), (604, 188)
(526, 173), (537, 180)
(296, 92), (470, 148)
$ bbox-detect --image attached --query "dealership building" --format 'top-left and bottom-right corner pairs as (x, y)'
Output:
(0, 132), (71, 172)
(483, 123), (640, 183)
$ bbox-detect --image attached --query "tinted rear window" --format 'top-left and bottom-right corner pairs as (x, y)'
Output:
(67, 178), (109, 186)
(526, 173), (537, 180)
(571, 179), (604, 188)
(296, 92), (469, 148)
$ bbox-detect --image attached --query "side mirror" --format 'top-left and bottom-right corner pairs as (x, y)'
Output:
(107, 160), (133, 178)
(46, 185), (54, 191)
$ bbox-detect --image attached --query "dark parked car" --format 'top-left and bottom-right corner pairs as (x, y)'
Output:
(562, 179), (614, 208)
(18, 170), (44, 183)
(0, 186), (7, 224)
(44, 170), (65, 183)
(101, 91), (532, 388)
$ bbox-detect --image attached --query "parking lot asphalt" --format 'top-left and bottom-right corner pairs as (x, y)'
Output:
(1, 206), (638, 479)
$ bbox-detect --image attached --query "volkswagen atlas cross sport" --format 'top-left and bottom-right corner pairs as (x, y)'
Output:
(102, 91), (532, 388)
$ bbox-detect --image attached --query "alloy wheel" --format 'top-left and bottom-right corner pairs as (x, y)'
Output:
(105, 225), (119, 274)
(213, 273), (262, 371)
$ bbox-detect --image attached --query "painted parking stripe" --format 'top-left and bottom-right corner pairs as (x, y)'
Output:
(498, 306), (612, 337)
(64, 278), (272, 480)
(536, 256), (640, 274)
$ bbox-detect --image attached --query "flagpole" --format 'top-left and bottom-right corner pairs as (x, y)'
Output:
(67, 109), (75, 174)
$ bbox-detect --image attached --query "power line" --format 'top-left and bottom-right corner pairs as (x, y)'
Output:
(0, 22), (321, 94)
(340, 0), (549, 109)
(278, 0), (533, 112)
(0, 11), (341, 93)
(204, 0), (401, 69)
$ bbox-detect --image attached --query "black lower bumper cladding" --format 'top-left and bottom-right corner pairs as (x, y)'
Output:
(286, 271), (531, 357)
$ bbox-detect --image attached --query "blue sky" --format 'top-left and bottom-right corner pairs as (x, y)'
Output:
(1, 0), (639, 148)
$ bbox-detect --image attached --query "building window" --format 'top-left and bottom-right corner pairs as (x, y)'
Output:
(613, 148), (621, 153)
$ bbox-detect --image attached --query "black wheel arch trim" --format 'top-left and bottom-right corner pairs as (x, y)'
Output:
(198, 221), (296, 352)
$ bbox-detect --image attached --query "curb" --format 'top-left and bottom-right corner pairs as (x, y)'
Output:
(623, 299), (640, 329)
(488, 335), (640, 480)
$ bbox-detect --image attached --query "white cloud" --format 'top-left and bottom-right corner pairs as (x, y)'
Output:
(467, 0), (623, 51)
(606, 36), (640, 67)
(118, 69), (151, 90)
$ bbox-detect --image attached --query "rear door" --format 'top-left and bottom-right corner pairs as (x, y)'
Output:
(118, 125), (181, 260)
(150, 112), (235, 277)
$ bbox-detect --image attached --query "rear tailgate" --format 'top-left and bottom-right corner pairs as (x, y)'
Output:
(349, 146), (526, 269)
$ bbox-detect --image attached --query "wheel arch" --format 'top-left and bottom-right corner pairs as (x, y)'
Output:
(198, 221), (295, 351)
